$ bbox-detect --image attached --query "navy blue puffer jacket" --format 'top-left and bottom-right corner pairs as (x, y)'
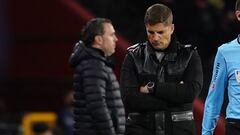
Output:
(69, 41), (125, 135)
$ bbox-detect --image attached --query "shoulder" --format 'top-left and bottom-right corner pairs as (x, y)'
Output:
(218, 38), (238, 51)
(125, 42), (147, 59)
(179, 43), (197, 51)
(127, 42), (147, 53)
(175, 43), (201, 62)
(84, 59), (105, 67)
(177, 43), (198, 57)
(76, 59), (106, 72)
(78, 59), (108, 78)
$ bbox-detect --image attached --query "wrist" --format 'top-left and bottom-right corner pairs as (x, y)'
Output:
(147, 82), (155, 94)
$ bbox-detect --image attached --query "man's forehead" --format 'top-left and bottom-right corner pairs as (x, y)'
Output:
(146, 24), (169, 31)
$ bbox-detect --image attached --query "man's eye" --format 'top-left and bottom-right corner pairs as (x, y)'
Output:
(148, 31), (154, 34)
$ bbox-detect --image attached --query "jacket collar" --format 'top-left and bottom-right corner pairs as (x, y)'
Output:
(69, 40), (107, 67)
(146, 34), (179, 55)
(238, 34), (240, 45)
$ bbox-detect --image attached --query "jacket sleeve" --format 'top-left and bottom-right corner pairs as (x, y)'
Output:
(202, 48), (227, 135)
(154, 50), (203, 104)
(120, 53), (167, 113)
(81, 62), (116, 135)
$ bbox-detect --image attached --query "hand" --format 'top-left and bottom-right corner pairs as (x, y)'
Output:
(139, 85), (149, 94)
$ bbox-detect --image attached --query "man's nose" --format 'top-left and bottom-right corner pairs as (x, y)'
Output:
(114, 35), (118, 42)
(152, 33), (160, 41)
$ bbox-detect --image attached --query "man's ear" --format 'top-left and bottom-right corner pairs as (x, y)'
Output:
(236, 10), (240, 21)
(170, 24), (175, 34)
(94, 35), (103, 45)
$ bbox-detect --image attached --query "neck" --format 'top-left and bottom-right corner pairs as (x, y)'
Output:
(92, 44), (106, 56)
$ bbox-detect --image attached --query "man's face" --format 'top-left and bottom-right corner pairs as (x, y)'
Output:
(146, 23), (174, 50)
(100, 23), (118, 56)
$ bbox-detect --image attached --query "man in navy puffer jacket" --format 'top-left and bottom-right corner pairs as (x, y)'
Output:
(69, 18), (125, 135)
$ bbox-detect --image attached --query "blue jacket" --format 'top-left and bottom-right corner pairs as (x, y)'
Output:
(202, 35), (240, 135)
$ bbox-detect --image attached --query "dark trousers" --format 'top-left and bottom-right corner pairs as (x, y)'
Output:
(226, 118), (240, 135)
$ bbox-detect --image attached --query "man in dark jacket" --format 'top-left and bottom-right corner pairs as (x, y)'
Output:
(120, 4), (203, 135)
(69, 18), (125, 135)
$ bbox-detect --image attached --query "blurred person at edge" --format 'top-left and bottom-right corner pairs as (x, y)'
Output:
(57, 90), (74, 135)
(69, 18), (125, 135)
(32, 122), (53, 135)
(120, 3), (203, 135)
(202, 0), (240, 135)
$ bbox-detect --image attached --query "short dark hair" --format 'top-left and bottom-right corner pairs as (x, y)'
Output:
(236, 0), (240, 11)
(144, 3), (173, 25)
(81, 18), (112, 46)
